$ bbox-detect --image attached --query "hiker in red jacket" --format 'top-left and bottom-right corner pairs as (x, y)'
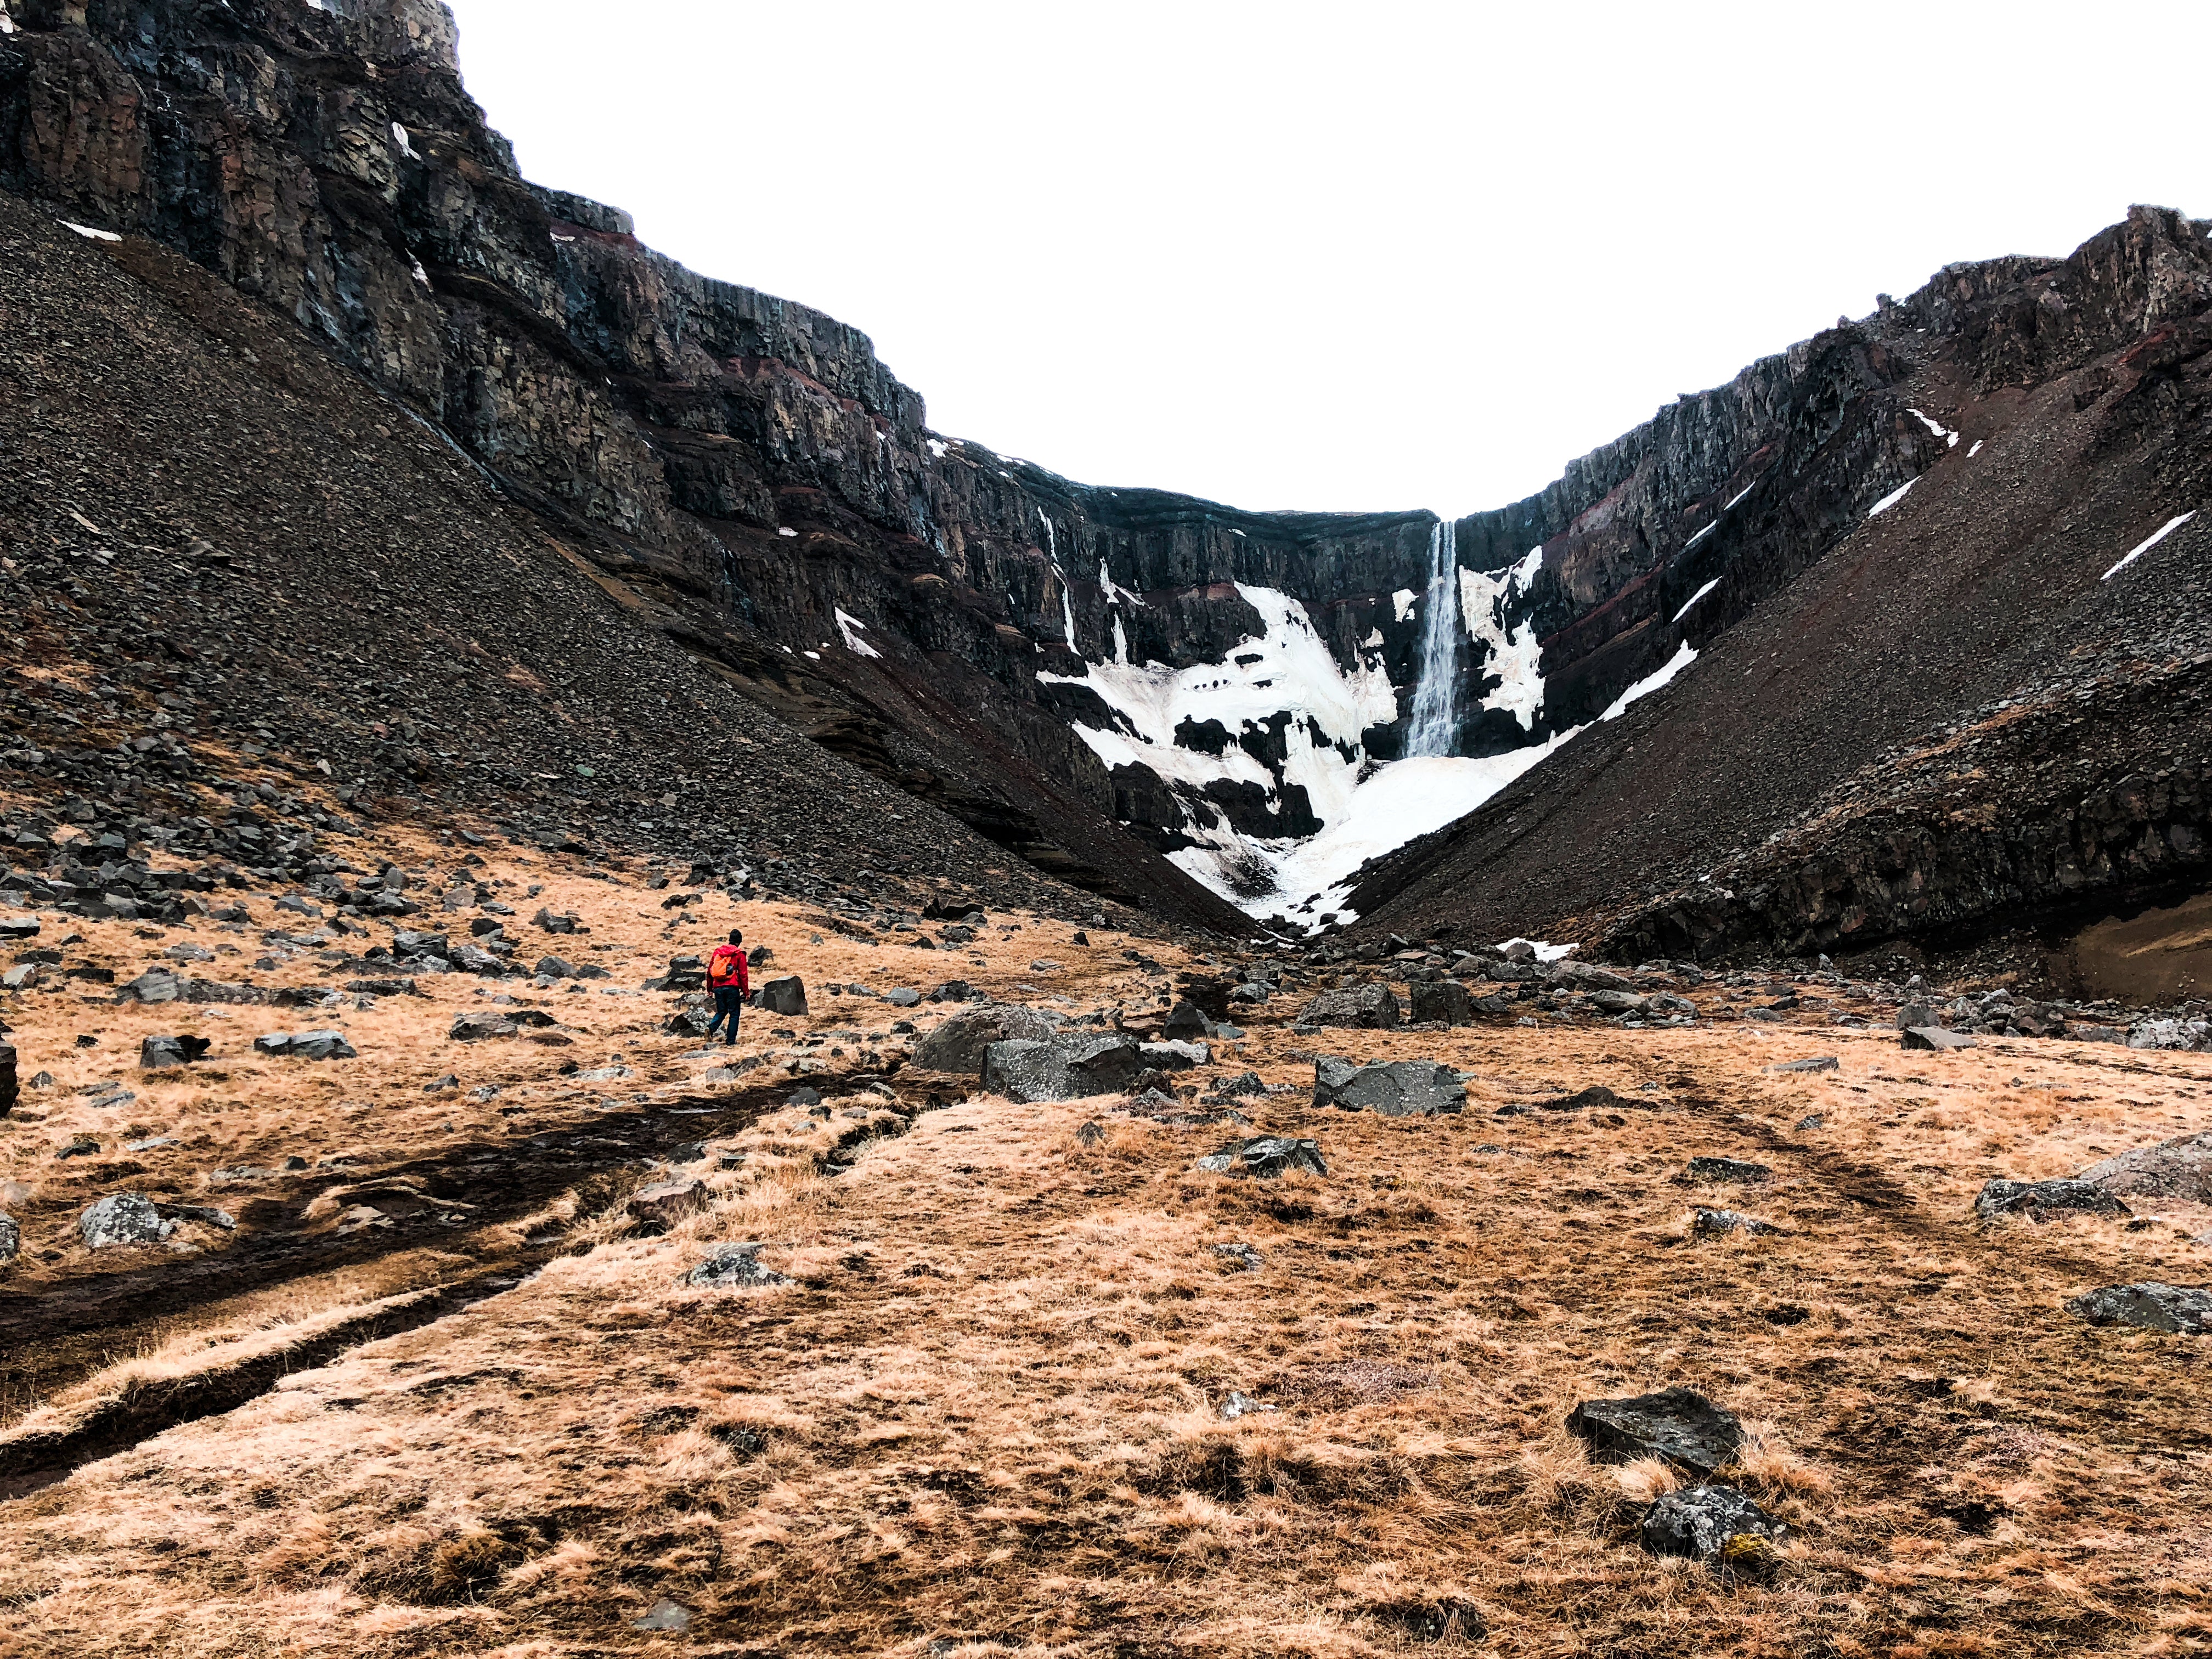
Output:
(705, 929), (749, 1046)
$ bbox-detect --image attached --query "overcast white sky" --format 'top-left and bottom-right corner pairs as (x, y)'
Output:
(443, 0), (2207, 518)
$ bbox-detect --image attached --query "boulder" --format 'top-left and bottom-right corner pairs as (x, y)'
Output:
(628, 1179), (707, 1228)
(1296, 984), (1401, 1030)
(1973, 1178), (2131, 1222)
(534, 955), (577, 979)
(1194, 1136), (1328, 1179)
(884, 988), (923, 1008)
(1545, 960), (1633, 992)
(2078, 1132), (2212, 1203)
(80, 1192), (175, 1249)
(756, 976), (809, 1017)
(1685, 1156), (1770, 1184)
(926, 980), (973, 1003)
(912, 1003), (1061, 1073)
(450, 1013), (520, 1042)
(2130, 1019), (2210, 1051)
(1895, 1000), (1935, 1029)
(2070, 1024), (2128, 1044)
(1215, 1070), (1266, 1097)
(139, 1034), (212, 1070)
(1408, 979), (1475, 1026)
(1902, 1026), (1976, 1051)
(1590, 989), (1650, 1015)
(0, 1041), (16, 1119)
(0, 1210), (15, 1266)
(392, 930), (451, 959)
(0, 916), (38, 940)
(683, 1243), (793, 1289)
(1312, 1057), (1466, 1116)
(1567, 1386), (1743, 1475)
(1161, 999), (1211, 1039)
(1139, 1040), (1210, 1071)
(2066, 1282), (2212, 1334)
(1640, 1484), (1789, 1561)
(983, 1032), (1142, 1103)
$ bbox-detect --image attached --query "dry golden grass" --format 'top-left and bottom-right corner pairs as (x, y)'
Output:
(2, 838), (2211, 1655)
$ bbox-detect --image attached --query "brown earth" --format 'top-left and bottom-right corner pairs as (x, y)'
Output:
(4, 842), (2212, 1656)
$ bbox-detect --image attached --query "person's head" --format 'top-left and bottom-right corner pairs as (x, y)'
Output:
(728, 929), (743, 946)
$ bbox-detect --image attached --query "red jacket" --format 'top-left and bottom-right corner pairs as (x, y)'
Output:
(708, 945), (749, 994)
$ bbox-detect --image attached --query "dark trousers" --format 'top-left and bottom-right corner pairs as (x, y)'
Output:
(707, 986), (745, 1045)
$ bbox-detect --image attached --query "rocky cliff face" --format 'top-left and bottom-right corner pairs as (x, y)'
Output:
(4, 0), (2202, 960)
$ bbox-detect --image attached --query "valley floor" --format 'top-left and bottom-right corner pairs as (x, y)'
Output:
(2, 843), (2211, 1657)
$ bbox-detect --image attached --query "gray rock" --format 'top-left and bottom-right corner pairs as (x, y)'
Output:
(1214, 1070), (1266, 1097)
(450, 1013), (520, 1041)
(1162, 999), (1211, 1039)
(534, 955), (577, 979)
(1218, 1390), (1276, 1420)
(1590, 989), (1650, 1015)
(392, 930), (451, 959)
(1075, 1120), (1108, 1147)
(533, 908), (580, 934)
(1768, 1056), (1839, 1074)
(0, 916), (39, 940)
(983, 1031), (1141, 1103)
(121, 968), (182, 1004)
(255, 1029), (357, 1060)
(683, 1243), (792, 1289)
(1685, 1156), (1770, 1184)
(1567, 1386), (1743, 1476)
(1212, 1242), (1265, 1271)
(2070, 1024), (2128, 1044)
(1408, 979), (1474, 1026)
(1545, 960), (1634, 992)
(1312, 1056), (1465, 1116)
(0, 1042), (14, 1119)
(0, 1210), (16, 1266)
(883, 988), (923, 1008)
(1194, 1136), (1328, 1179)
(1640, 1483), (1788, 1560)
(1539, 1085), (1630, 1112)
(2078, 1132), (2212, 1203)
(1896, 1000), (1935, 1030)
(631, 1599), (692, 1632)
(756, 976), (809, 1016)
(2130, 1019), (2210, 1052)
(1694, 1208), (1779, 1237)
(139, 1034), (211, 1070)
(912, 1003), (1062, 1073)
(156, 1201), (236, 1231)
(2066, 1282), (2212, 1334)
(1973, 1178), (2131, 1222)
(1902, 1025), (1975, 1051)
(1296, 983), (1401, 1030)
(80, 1193), (175, 1249)
(926, 980), (973, 1003)
(1139, 1039), (1210, 1070)
(629, 1179), (707, 1228)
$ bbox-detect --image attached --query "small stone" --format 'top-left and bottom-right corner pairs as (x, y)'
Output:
(1685, 1156), (1770, 1184)
(139, 1034), (212, 1070)
(1694, 1208), (1778, 1237)
(80, 1193), (174, 1249)
(1902, 1025), (1975, 1051)
(450, 1013), (520, 1042)
(632, 1600), (692, 1633)
(0, 1211), (16, 1266)
(1973, 1178), (2130, 1222)
(1541, 1085), (1628, 1111)
(628, 1178), (707, 1228)
(1640, 1483), (1789, 1561)
(2066, 1282), (2212, 1333)
(1194, 1136), (1327, 1180)
(1768, 1056), (1839, 1074)
(1218, 1390), (1275, 1420)
(683, 1242), (792, 1289)
(1567, 1386), (1743, 1476)
(1075, 1120), (1108, 1147)
(1212, 1242), (1264, 1271)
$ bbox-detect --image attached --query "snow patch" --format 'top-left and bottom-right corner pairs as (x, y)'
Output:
(1723, 485), (1754, 511)
(777, 527), (798, 538)
(925, 438), (950, 459)
(1967, 439), (1984, 458)
(1600, 641), (1698, 721)
(1099, 560), (1146, 609)
(61, 221), (121, 243)
(1671, 578), (1720, 624)
(1907, 407), (1960, 448)
(1867, 478), (1916, 518)
(410, 258), (431, 288)
(2102, 512), (2197, 581)
(1500, 937), (1578, 962)
(391, 122), (421, 162)
(1392, 588), (1418, 623)
(801, 650), (820, 661)
(1458, 546), (1544, 731)
(1683, 521), (1717, 550)
(834, 608), (881, 659)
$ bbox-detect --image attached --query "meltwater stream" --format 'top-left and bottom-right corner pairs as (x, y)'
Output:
(1403, 519), (1461, 756)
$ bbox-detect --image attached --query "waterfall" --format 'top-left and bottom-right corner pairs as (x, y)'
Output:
(1403, 519), (1460, 756)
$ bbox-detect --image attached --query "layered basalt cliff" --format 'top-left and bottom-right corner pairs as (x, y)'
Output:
(3, 0), (2203, 958)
